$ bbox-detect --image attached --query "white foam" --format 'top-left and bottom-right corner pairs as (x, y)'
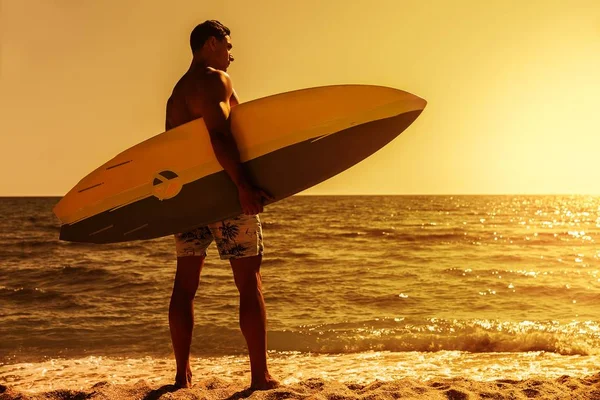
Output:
(2, 351), (599, 393)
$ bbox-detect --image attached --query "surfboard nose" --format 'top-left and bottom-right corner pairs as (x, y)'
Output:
(383, 85), (427, 111)
(411, 93), (427, 110)
(384, 87), (427, 116)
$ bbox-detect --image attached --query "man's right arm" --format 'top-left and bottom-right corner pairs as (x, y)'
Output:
(198, 71), (272, 215)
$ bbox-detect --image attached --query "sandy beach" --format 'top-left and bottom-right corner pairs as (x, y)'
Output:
(2, 374), (600, 400)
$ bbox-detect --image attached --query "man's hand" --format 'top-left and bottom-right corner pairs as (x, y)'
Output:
(238, 185), (274, 215)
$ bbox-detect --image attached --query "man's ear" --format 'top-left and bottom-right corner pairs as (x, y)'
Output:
(207, 36), (217, 50)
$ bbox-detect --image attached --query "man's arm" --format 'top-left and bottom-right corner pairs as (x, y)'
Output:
(199, 71), (271, 215)
(231, 88), (240, 106)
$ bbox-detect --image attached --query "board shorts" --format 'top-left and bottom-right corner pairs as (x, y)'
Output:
(174, 214), (264, 260)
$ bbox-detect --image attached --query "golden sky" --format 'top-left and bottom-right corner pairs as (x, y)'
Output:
(1, 0), (599, 196)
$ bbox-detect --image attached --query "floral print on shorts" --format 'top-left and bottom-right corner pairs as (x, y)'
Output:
(174, 214), (264, 260)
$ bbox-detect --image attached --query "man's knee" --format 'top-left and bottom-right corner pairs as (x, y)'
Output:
(173, 256), (204, 299)
(230, 255), (262, 293)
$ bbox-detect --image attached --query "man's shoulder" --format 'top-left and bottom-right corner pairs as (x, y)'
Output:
(174, 68), (232, 97)
(204, 68), (232, 90)
(194, 69), (233, 102)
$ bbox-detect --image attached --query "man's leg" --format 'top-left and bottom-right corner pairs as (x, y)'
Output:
(230, 255), (279, 390)
(169, 255), (204, 388)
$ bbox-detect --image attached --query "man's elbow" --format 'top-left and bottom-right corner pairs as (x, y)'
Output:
(209, 131), (235, 154)
(208, 130), (225, 144)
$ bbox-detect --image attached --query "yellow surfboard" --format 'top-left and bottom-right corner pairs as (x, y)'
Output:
(54, 85), (427, 243)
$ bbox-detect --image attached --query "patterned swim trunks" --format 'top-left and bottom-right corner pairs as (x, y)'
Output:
(174, 214), (264, 260)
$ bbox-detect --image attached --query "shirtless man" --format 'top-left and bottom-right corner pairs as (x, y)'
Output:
(165, 20), (278, 390)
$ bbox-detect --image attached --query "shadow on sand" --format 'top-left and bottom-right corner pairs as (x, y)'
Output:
(224, 387), (256, 400)
(142, 384), (257, 400)
(143, 384), (182, 400)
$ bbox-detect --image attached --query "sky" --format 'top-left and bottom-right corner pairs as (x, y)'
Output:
(1, 0), (599, 196)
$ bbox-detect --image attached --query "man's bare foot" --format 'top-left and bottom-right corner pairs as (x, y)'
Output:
(174, 366), (193, 388)
(250, 375), (280, 390)
(174, 380), (190, 389)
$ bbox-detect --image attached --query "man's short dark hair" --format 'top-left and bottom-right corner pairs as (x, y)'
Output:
(190, 20), (231, 53)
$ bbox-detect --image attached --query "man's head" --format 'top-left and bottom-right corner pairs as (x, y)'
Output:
(190, 20), (234, 71)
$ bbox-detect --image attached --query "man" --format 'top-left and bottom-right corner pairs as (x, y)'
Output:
(165, 20), (279, 390)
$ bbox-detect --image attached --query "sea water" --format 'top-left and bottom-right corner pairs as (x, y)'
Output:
(1, 195), (599, 392)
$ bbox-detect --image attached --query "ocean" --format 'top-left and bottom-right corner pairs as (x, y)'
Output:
(1, 195), (599, 394)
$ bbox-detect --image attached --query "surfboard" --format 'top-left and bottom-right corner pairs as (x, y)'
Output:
(54, 85), (427, 243)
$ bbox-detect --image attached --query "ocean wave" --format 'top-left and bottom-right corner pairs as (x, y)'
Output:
(40, 223), (61, 232)
(275, 251), (313, 259)
(19, 265), (114, 283)
(442, 267), (547, 279)
(335, 230), (468, 243)
(2, 317), (598, 361)
(1, 285), (61, 300)
(0, 285), (83, 309)
(2, 265), (153, 292)
(261, 257), (288, 266)
(268, 319), (600, 356)
(499, 284), (600, 303)
(262, 221), (286, 230)
(146, 251), (175, 259)
(52, 241), (152, 253)
(6, 220), (62, 233)
(1, 239), (57, 249)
